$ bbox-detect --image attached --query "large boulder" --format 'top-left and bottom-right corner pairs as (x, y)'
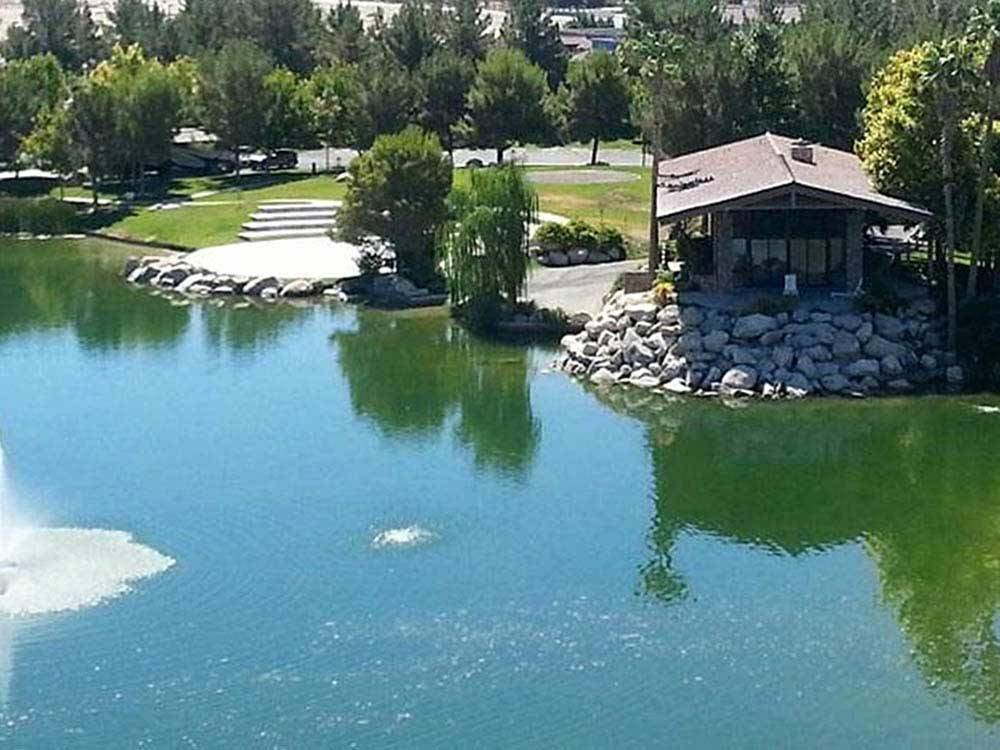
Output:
(279, 279), (316, 298)
(674, 331), (704, 355)
(625, 301), (658, 322)
(844, 359), (880, 378)
(796, 354), (817, 379)
(703, 329), (730, 353)
(721, 365), (758, 391)
(874, 313), (906, 341)
(832, 330), (861, 360)
(833, 313), (863, 332)
(881, 354), (904, 377)
(773, 345), (794, 369)
(820, 373), (850, 393)
(589, 369), (616, 386)
(733, 314), (778, 340)
(863, 335), (908, 360)
(680, 306), (705, 327)
(244, 276), (280, 295)
(127, 264), (158, 284)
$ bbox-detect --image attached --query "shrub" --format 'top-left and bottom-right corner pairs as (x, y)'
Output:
(534, 219), (626, 259)
(534, 221), (573, 250)
(652, 271), (675, 306)
(0, 197), (78, 234)
(855, 275), (903, 314)
(958, 298), (1000, 388)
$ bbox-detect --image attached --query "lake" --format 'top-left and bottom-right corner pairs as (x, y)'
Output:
(1, 240), (999, 747)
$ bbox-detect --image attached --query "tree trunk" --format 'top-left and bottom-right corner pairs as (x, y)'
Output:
(90, 164), (99, 209)
(942, 118), (958, 352)
(496, 147), (504, 165)
(590, 136), (600, 166)
(648, 149), (660, 273)
(968, 110), (994, 301)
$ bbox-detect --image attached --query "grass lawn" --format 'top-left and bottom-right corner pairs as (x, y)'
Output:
(15, 164), (653, 250)
(527, 166), (651, 246)
(90, 174), (348, 248)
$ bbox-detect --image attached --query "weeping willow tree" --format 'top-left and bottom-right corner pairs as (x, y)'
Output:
(441, 165), (537, 311)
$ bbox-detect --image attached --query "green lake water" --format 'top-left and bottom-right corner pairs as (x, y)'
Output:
(1, 240), (1000, 747)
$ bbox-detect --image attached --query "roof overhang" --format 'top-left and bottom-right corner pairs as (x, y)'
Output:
(657, 183), (932, 225)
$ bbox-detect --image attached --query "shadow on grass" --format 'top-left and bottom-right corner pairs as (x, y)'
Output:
(2, 170), (321, 203)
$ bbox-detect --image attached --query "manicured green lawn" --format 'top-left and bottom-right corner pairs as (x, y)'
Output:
(82, 166), (652, 249)
(528, 166), (651, 245)
(92, 174), (348, 248)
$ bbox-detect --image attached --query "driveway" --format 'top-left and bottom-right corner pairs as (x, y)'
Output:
(526, 259), (643, 317)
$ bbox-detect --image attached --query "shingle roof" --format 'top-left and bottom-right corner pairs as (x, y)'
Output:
(656, 133), (932, 223)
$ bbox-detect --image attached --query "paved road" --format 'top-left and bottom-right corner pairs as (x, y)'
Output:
(526, 259), (643, 317)
(296, 145), (646, 173)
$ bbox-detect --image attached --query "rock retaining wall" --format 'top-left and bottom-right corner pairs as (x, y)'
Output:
(558, 290), (963, 398)
(124, 256), (335, 299)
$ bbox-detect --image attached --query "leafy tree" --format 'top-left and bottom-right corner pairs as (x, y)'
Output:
(19, 104), (79, 195)
(338, 126), (453, 283)
(963, 0), (1000, 300)
(445, 0), (489, 61)
(620, 25), (684, 268)
(785, 20), (875, 150)
(199, 40), (273, 169)
(109, 0), (174, 59)
(737, 17), (795, 135)
(319, 2), (373, 65)
(2, 0), (104, 71)
(418, 50), (475, 154)
(0, 54), (67, 170)
(355, 57), (421, 148)
(924, 38), (982, 351)
(173, 0), (251, 56)
(562, 51), (632, 165)
(260, 68), (316, 150)
(382, 0), (438, 72)
(309, 63), (367, 156)
(465, 47), (550, 163)
(245, 0), (322, 74)
(173, 0), (320, 72)
(502, 0), (566, 88)
(442, 164), (537, 309)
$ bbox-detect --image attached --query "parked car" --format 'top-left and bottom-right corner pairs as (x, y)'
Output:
(251, 150), (299, 172)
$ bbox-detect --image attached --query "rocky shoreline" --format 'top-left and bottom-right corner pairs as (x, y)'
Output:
(123, 255), (447, 306)
(124, 255), (335, 299)
(558, 290), (963, 399)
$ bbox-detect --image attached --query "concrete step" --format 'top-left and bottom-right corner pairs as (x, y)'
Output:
(239, 227), (333, 242)
(241, 218), (336, 232)
(248, 210), (336, 223)
(255, 200), (340, 214)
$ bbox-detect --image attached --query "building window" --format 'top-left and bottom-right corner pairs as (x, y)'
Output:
(730, 209), (848, 287)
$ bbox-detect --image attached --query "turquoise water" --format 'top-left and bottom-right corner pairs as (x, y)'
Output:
(1, 241), (1000, 747)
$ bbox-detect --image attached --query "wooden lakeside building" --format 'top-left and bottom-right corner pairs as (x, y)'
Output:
(655, 133), (932, 294)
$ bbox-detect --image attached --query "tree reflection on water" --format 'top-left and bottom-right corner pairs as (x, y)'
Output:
(334, 310), (540, 478)
(597, 387), (1000, 723)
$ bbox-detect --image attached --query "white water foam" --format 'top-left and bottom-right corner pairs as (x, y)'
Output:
(371, 525), (434, 549)
(0, 443), (175, 617)
(0, 527), (175, 616)
(973, 405), (1000, 414)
